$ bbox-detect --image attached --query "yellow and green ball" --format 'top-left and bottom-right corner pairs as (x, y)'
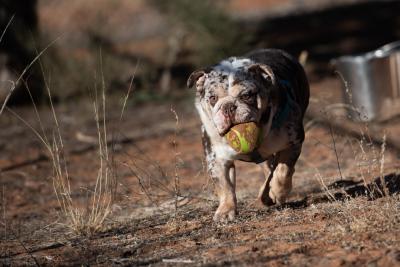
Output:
(225, 122), (262, 154)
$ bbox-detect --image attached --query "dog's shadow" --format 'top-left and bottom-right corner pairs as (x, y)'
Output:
(280, 173), (400, 210)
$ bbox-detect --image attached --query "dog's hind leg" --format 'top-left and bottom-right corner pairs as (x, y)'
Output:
(269, 144), (302, 205)
(257, 156), (277, 206)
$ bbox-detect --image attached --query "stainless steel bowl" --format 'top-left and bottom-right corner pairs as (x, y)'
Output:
(332, 41), (400, 121)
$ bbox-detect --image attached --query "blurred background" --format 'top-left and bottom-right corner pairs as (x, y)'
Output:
(1, 0), (400, 105)
(2, 2), (400, 264)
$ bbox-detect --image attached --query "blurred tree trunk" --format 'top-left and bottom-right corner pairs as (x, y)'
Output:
(160, 29), (185, 94)
(0, 0), (43, 105)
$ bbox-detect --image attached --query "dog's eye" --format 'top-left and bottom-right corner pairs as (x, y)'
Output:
(241, 93), (254, 101)
(209, 95), (218, 106)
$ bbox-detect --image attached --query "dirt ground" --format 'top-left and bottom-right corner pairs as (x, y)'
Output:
(1, 77), (400, 266)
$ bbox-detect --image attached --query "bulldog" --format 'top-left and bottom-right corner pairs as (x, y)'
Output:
(187, 49), (309, 222)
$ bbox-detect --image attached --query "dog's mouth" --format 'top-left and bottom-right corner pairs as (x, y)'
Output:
(218, 105), (273, 136)
(218, 119), (258, 136)
(218, 124), (233, 136)
(219, 128), (230, 137)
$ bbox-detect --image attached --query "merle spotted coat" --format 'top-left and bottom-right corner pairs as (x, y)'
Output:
(188, 49), (309, 222)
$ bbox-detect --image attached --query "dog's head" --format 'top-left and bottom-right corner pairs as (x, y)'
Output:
(188, 58), (278, 136)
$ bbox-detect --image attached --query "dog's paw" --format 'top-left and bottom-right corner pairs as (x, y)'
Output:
(213, 204), (237, 222)
(257, 193), (275, 207)
(257, 185), (288, 207)
(268, 189), (287, 205)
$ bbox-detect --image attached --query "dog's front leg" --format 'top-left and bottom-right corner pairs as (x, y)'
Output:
(202, 127), (237, 222)
(210, 159), (236, 222)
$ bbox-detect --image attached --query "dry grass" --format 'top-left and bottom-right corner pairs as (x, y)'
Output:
(50, 75), (116, 235)
(170, 107), (182, 216)
(2, 50), (137, 235)
(119, 109), (189, 212)
(318, 195), (400, 238)
(47, 55), (132, 235)
(311, 70), (392, 202)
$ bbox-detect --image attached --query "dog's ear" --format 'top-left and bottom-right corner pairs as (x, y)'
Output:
(248, 64), (275, 85)
(187, 70), (205, 88)
(187, 68), (211, 90)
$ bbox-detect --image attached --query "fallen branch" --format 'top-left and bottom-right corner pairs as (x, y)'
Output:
(162, 258), (194, 263)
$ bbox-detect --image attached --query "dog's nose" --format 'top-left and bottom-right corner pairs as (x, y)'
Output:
(222, 103), (237, 118)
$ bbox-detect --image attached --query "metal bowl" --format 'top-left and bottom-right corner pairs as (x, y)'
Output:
(332, 41), (400, 121)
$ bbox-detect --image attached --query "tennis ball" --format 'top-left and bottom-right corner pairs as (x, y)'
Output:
(225, 122), (261, 154)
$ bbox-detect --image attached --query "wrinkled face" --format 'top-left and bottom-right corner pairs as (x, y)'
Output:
(188, 58), (276, 136)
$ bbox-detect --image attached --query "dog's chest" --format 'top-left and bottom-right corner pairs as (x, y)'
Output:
(233, 125), (291, 163)
(257, 126), (291, 157)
